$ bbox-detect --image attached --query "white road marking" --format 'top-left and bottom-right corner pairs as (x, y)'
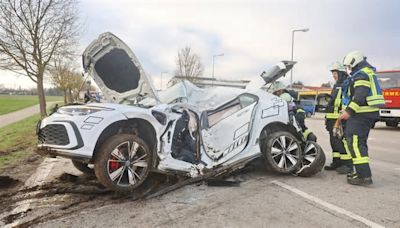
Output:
(3, 158), (58, 228)
(270, 180), (385, 228)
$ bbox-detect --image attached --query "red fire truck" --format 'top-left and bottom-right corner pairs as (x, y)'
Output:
(376, 70), (400, 127)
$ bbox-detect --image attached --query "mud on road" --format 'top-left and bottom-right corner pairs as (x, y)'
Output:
(0, 160), (228, 227)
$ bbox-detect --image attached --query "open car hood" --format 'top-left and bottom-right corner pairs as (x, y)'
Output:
(82, 32), (158, 103)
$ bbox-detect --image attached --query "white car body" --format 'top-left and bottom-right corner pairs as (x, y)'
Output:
(37, 33), (322, 191)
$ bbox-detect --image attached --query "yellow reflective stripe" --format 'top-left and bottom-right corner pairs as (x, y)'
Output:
(340, 154), (352, 160)
(354, 80), (371, 88)
(334, 89), (342, 114)
(357, 106), (379, 113)
(348, 102), (359, 112)
(326, 89), (342, 118)
(353, 156), (369, 164)
(326, 113), (340, 119)
(297, 109), (305, 113)
(353, 135), (362, 158)
(342, 139), (352, 158)
(352, 135), (369, 164)
(303, 129), (311, 139)
(348, 101), (379, 113)
(368, 99), (385, 106)
(367, 94), (385, 106)
(362, 67), (377, 96)
(332, 152), (341, 158)
(367, 95), (384, 101)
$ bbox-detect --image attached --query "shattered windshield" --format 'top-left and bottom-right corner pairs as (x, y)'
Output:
(377, 72), (400, 89)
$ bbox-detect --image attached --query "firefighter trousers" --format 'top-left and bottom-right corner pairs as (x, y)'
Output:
(326, 119), (352, 166)
(344, 116), (375, 178)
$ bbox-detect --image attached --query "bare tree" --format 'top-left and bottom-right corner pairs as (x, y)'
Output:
(0, 0), (81, 117)
(50, 60), (83, 104)
(174, 46), (204, 83)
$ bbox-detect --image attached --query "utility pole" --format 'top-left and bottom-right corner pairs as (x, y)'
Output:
(160, 71), (168, 90)
(212, 53), (224, 86)
(290, 28), (309, 89)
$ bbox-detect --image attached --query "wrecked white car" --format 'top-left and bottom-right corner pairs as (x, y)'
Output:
(37, 32), (325, 192)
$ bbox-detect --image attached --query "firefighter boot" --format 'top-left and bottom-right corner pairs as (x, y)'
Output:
(324, 161), (340, 170)
(347, 174), (373, 186)
(336, 165), (353, 175)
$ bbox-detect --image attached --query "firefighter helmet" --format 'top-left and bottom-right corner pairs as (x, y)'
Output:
(343, 51), (365, 68)
(328, 61), (345, 72)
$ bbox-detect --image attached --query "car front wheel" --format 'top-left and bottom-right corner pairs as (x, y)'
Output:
(296, 141), (325, 177)
(262, 131), (303, 174)
(94, 134), (152, 192)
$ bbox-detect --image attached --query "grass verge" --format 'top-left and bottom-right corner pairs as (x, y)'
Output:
(0, 114), (40, 169)
(0, 95), (62, 115)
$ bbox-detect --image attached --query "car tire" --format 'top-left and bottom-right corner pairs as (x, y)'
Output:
(94, 134), (152, 192)
(296, 141), (326, 177)
(262, 131), (303, 174)
(72, 160), (94, 175)
(385, 121), (398, 127)
(306, 112), (312, 118)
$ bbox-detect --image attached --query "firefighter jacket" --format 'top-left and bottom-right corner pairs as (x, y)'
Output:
(342, 61), (384, 117)
(326, 72), (348, 119)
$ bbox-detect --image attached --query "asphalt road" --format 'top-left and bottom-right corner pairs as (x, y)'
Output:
(3, 116), (400, 227)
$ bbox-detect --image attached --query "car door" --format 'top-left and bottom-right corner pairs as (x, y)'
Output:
(202, 94), (258, 160)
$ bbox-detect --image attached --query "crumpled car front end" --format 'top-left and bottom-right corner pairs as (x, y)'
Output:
(36, 104), (129, 162)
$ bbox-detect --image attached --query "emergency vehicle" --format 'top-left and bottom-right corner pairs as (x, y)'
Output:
(376, 70), (400, 127)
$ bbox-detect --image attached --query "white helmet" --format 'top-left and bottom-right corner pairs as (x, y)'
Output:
(328, 61), (345, 72)
(343, 51), (365, 68)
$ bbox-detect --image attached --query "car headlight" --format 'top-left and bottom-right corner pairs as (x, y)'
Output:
(57, 106), (113, 116)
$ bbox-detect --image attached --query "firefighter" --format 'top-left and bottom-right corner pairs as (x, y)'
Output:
(324, 62), (353, 173)
(340, 51), (385, 186)
(295, 102), (317, 142)
(272, 83), (316, 142)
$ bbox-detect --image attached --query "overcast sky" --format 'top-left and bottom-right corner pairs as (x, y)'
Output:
(1, 0), (399, 89)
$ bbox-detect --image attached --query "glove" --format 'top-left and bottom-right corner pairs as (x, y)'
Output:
(332, 119), (344, 139)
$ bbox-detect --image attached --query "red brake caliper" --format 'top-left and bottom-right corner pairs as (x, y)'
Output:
(109, 155), (121, 172)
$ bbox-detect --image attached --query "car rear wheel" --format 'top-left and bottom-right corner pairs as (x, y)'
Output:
(296, 141), (325, 177)
(94, 134), (152, 192)
(262, 131), (303, 174)
(72, 160), (94, 175)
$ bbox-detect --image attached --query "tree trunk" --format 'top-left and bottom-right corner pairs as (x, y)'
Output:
(64, 90), (67, 104)
(68, 89), (72, 103)
(37, 76), (47, 117)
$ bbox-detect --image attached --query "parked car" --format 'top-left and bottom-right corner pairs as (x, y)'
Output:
(36, 32), (325, 192)
(300, 99), (315, 117)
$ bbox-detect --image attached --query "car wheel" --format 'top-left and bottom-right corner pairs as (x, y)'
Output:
(72, 160), (94, 175)
(94, 134), (152, 192)
(296, 141), (326, 177)
(306, 112), (312, 118)
(262, 131), (303, 174)
(385, 121), (398, 127)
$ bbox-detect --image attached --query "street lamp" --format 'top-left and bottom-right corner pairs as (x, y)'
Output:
(212, 53), (224, 85)
(290, 28), (309, 89)
(160, 71), (168, 90)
